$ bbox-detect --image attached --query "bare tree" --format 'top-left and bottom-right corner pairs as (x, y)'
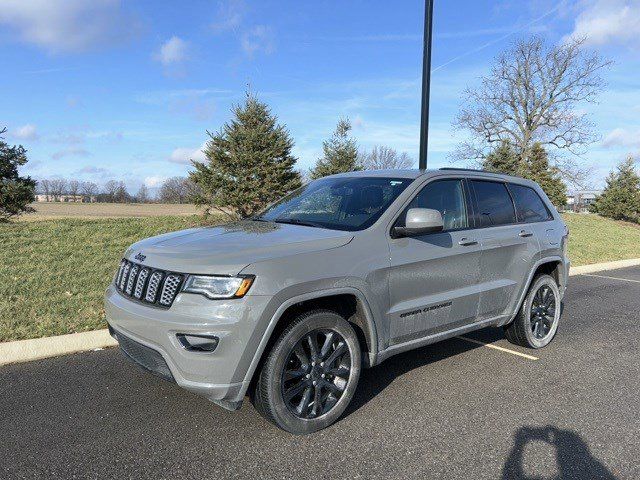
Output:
(114, 181), (129, 203)
(103, 180), (119, 202)
(361, 146), (414, 170)
(136, 184), (151, 203)
(68, 179), (80, 198)
(49, 178), (67, 201)
(40, 179), (51, 199)
(453, 36), (610, 185)
(81, 181), (98, 197)
(159, 176), (195, 204)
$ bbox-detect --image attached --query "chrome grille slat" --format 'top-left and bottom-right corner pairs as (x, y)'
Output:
(114, 259), (182, 308)
(134, 268), (150, 299)
(159, 274), (182, 306)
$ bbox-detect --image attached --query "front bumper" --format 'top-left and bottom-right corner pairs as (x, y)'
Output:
(104, 284), (272, 404)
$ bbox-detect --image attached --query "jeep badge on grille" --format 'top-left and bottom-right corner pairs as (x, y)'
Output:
(134, 252), (146, 262)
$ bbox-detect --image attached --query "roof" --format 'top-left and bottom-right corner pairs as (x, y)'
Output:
(327, 168), (534, 184)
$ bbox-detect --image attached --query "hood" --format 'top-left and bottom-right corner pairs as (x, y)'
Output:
(125, 221), (354, 275)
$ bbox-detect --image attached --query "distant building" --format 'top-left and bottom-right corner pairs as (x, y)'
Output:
(566, 190), (601, 212)
(35, 194), (97, 203)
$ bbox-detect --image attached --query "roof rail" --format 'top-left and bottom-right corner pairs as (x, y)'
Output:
(439, 167), (490, 173)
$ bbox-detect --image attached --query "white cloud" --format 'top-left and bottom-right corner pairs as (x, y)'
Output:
(241, 25), (275, 56)
(602, 127), (640, 148)
(0, 0), (138, 53)
(154, 36), (189, 66)
(12, 124), (39, 141)
(211, 0), (245, 33)
(51, 147), (90, 160)
(169, 144), (207, 164)
(567, 0), (640, 47)
(144, 176), (167, 188)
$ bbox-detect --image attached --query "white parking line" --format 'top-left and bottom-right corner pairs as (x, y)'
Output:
(456, 336), (539, 361)
(582, 274), (640, 284)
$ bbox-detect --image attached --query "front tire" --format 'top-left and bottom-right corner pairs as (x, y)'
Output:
(252, 309), (361, 434)
(504, 274), (561, 349)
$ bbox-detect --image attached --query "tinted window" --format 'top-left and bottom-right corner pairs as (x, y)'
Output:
(471, 180), (516, 227)
(509, 184), (552, 223)
(399, 179), (468, 231)
(258, 177), (411, 231)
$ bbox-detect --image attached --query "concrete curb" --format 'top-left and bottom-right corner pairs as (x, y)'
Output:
(0, 329), (117, 367)
(569, 258), (640, 276)
(1, 257), (639, 367)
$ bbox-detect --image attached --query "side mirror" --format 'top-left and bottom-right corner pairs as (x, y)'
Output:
(393, 208), (443, 238)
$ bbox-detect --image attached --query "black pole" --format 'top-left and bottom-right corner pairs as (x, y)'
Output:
(419, 0), (434, 170)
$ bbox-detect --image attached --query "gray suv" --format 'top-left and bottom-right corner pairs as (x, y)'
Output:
(105, 168), (569, 434)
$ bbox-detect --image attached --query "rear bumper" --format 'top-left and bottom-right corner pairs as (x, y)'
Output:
(104, 284), (272, 404)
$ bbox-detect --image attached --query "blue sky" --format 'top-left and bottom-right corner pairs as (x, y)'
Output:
(1, 0), (639, 193)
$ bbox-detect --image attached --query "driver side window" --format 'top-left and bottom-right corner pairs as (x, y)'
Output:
(399, 179), (469, 231)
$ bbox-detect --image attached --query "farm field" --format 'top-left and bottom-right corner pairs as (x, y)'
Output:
(23, 202), (200, 220)
(1, 212), (639, 342)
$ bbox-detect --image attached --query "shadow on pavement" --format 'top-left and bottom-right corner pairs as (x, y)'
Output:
(501, 426), (618, 479)
(344, 327), (506, 417)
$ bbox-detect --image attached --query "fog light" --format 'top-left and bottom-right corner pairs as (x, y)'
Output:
(176, 334), (219, 352)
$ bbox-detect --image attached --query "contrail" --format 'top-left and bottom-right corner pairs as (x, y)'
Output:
(432, 2), (566, 73)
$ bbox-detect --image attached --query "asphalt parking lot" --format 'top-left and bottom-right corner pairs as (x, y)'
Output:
(2, 267), (639, 479)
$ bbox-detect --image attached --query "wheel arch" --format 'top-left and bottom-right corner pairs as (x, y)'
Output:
(505, 256), (565, 326)
(239, 287), (379, 399)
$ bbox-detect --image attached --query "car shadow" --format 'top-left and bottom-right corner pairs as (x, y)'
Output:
(501, 425), (618, 479)
(343, 326), (506, 417)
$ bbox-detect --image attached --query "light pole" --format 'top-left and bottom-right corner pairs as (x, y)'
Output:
(419, 0), (434, 170)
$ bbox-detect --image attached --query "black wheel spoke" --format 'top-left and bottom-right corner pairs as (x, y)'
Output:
(284, 367), (307, 382)
(282, 328), (352, 420)
(324, 341), (347, 367)
(320, 332), (335, 359)
(284, 380), (308, 402)
(297, 386), (312, 415)
(306, 332), (319, 360)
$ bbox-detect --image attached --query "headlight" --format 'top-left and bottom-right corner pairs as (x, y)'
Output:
(182, 275), (254, 299)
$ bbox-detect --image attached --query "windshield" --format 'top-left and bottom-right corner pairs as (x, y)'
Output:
(256, 176), (412, 231)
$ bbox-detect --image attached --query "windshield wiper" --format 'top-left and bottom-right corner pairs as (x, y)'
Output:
(272, 217), (324, 228)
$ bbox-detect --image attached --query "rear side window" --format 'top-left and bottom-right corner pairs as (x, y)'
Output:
(471, 180), (516, 227)
(400, 179), (468, 231)
(509, 184), (552, 223)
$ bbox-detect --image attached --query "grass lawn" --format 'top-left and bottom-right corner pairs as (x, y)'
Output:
(1, 212), (639, 342)
(563, 213), (640, 266)
(0, 216), (221, 342)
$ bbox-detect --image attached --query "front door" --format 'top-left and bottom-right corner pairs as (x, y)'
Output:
(387, 179), (481, 346)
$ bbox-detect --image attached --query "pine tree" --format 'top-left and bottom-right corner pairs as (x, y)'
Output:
(190, 93), (302, 218)
(523, 143), (567, 207)
(0, 127), (36, 221)
(309, 118), (361, 179)
(592, 157), (640, 223)
(483, 141), (520, 176)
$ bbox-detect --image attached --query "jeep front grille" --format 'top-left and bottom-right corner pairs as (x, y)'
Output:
(115, 259), (184, 308)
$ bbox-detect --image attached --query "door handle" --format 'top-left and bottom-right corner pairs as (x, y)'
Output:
(518, 230), (534, 238)
(458, 238), (478, 246)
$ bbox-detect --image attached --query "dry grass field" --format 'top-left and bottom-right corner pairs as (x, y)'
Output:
(23, 202), (200, 220)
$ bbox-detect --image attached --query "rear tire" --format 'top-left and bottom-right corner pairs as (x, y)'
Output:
(252, 309), (361, 434)
(504, 274), (561, 349)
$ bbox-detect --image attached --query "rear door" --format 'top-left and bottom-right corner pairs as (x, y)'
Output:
(470, 179), (540, 322)
(387, 178), (481, 345)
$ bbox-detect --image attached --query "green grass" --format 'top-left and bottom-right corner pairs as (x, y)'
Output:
(0, 216), (221, 342)
(563, 213), (640, 267)
(1, 213), (639, 342)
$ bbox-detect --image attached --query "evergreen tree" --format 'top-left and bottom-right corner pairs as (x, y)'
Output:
(309, 118), (361, 179)
(592, 157), (640, 223)
(190, 93), (302, 218)
(0, 127), (36, 221)
(482, 141), (520, 176)
(523, 143), (567, 207)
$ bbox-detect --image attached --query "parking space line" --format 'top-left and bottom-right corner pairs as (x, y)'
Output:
(456, 336), (539, 361)
(581, 274), (640, 284)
